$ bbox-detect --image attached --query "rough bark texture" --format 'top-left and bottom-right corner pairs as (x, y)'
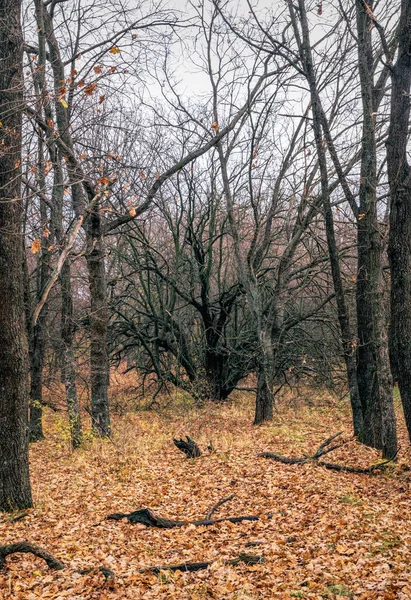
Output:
(61, 261), (82, 448)
(387, 1), (411, 443)
(355, 0), (397, 458)
(86, 225), (110, 437)
(0, 0), (33, 511)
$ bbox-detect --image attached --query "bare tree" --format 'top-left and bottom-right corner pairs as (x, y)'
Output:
(0, 0), (32, 510)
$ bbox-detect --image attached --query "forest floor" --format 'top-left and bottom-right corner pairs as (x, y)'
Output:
(1, 387), (411, 600)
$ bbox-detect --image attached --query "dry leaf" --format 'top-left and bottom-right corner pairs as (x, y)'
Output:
(32, 239), (41, 254)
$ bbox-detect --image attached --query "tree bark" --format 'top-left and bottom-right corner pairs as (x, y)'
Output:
(60, 260), (82, 448)
(355, 0), (397, 457)
(290, 0), (364, 436)
(0, 0), (33, 511)
(387, 1), (411, 442)
(86, 220), (110, 437)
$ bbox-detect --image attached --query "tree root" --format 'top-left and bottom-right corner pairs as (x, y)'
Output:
(0, 541), (115, 583)
(107, 507), (258, 527)
(140, 553), (264, 574)
(259, 432), (398, 474)
(0, 542), (65, 571)
(0, 541), (262, 581)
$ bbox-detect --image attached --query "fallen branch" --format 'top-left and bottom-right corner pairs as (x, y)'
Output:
(259, 432), (398, 474)
(140, 553), (264, 574)
(0, 542), (65, 571)
(206, 494), (235, 520)
(173, 436), (201, 458)
(0, 541), (262, 582)
(106, 507), (258, 528)
(0, 541), (114, 583)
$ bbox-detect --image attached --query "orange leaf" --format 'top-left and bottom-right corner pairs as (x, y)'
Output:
(109, 46), (121, 54)
(84, 82), (97, 96)
(129, 207), (136, 217)
(32, 239), (41, 254)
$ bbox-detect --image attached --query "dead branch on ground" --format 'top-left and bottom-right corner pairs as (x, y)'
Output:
(259, 432), (398, 474)
(206, 494), (235, 520)
(106, 507), (258, 527)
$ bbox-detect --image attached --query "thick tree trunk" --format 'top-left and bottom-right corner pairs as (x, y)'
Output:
(387, 1), (411, 442)
(0, 0), (33, 511)
(355, 0), (397, 457)
(86, 222), (110, 437)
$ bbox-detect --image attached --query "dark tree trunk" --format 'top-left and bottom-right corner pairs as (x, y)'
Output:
(86, 216), (110, 437)
(254, 362), (274, 425)
(29, 159), (49, 442)
(291, 0), (363, 436)
(61, 260), (82, 448)
(387, 1), (411, 443)
(0, 0), (33, 511)
(355, 0), (397, 457)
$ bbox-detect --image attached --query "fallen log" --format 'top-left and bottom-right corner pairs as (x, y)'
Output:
(259, 432), (398, 474)
(173, 436), (201, 458)
(0, 541), (115, 583)
(106, 507), (259, 527)
(140, 553), (264, 574)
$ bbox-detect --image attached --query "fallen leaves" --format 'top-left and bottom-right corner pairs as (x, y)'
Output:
(1, 393), (410, 599)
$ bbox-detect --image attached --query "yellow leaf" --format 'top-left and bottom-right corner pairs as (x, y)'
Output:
(33, 570), (42, 577)
(32, 239), (41, 254)
(109, 46), (121, 54)
(60, 98), (68, 109)
(129, 207), (136, 217)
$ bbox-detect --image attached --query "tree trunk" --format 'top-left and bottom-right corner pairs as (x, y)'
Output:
(61, 261), (82, 448)
(86, 219), (110, 437)
(387, 1), (411, 442)
(254, 365), (274, 425)
(290, 0), (363, 436)
(355, 0), (397, 457)
(0, 0), (33, 511)
(29, 149), (49, 442)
